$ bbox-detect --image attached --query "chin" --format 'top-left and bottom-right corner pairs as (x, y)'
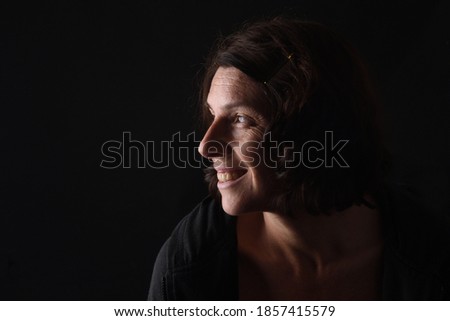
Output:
(221, 203), (242, 216)
(220, 194), (260, 216)
(220, 196), (240, 216)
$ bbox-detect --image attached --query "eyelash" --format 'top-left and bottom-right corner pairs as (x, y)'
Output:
(233, 114), (253, 126)
(207, 109), (255, 127)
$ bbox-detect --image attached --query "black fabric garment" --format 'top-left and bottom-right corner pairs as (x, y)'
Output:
(148, 183), (450, 300)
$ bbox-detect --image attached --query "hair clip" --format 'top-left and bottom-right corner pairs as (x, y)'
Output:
(263, 53), (294, 85)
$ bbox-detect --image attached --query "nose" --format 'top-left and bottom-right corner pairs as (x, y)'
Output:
(198, 119), (227, 159)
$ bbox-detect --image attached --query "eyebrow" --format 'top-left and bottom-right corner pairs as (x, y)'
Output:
(204, 101), (258, 114)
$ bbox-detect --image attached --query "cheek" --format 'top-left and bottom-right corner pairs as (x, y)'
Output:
(239, 142), (263, 167)
(235, 127), (267, 166)
(241, 144), (279, 191)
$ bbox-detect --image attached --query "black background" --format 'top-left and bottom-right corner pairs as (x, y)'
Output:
(1, 0), (449, 299)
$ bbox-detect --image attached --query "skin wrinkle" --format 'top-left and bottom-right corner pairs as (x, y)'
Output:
(199, 66), (383, 300)
(199, 66), (280, 215)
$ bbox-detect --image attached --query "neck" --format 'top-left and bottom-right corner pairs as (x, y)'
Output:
(238, 199), (383, 273)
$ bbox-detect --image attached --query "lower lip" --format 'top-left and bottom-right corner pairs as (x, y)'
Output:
(217, 172), (247, 189)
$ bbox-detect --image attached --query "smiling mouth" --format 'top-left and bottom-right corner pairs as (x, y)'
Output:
(217, 170), (247, 183)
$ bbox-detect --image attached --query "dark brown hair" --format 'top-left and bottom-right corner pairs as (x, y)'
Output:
(199, 16), (390, 214)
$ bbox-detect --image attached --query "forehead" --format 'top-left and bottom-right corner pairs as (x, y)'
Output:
(207, 67), (265, 112)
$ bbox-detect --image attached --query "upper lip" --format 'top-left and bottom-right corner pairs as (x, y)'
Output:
(214, 166), (247, 173)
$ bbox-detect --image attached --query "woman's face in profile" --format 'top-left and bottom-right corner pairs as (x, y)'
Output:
(199, 67), (280, 215)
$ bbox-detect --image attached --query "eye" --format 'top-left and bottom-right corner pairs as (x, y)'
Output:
(234, 114), (252, 125)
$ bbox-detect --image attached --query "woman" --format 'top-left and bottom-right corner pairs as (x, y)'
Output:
(148, 17), (450, 300)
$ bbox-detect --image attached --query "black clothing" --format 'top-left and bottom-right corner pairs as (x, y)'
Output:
(148, 184), (450, 300)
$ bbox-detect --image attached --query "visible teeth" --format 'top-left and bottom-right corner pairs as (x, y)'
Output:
(217, 172), (242, 182)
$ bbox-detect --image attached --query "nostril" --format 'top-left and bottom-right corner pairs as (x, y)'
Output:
(200, 140), (226, 158)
